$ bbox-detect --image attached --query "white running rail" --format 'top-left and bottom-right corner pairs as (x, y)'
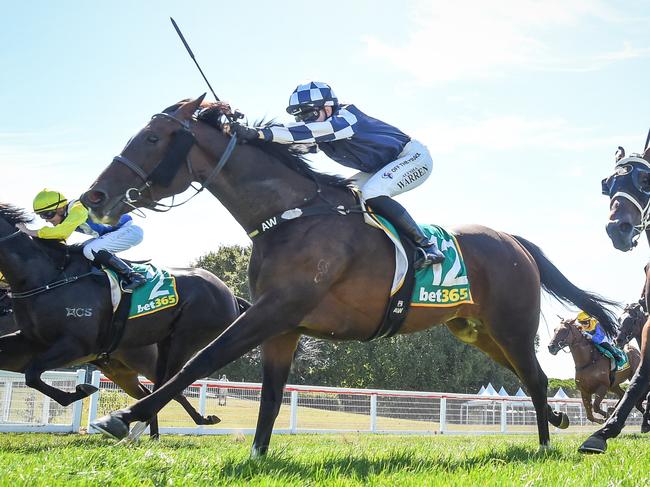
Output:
(84, 371), (644, 436)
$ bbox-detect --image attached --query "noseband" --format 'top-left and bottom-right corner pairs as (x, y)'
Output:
(112, 112), (238, 212)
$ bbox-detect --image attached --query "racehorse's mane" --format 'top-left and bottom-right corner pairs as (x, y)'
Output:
(0, 203), (33, 225)
(184, 101), (352, 190)
(0, 203), (78, 262)
(248, 119), (352, 189)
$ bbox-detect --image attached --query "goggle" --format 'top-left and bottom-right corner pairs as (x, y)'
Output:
(37, 210), (58, 220)
(291, 107), (322, 123)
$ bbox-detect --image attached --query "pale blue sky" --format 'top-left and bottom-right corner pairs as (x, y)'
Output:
(2, 1), (650, 380)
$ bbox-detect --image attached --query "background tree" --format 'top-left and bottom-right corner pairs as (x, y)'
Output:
(192, 245), (252, 300)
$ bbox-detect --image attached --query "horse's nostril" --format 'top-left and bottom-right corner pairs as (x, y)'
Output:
(82, 190), (107, 207)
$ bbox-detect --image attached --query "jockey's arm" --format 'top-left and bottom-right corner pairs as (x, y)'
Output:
(259, 108), (358, 145)
(36, 201), (88, 240)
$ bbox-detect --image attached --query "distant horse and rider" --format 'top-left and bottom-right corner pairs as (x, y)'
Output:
(548, 315), (640, 425)
(79, 85), (620, 454)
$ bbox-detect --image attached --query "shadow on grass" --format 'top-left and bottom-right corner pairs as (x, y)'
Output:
(217, 444), (567, 481)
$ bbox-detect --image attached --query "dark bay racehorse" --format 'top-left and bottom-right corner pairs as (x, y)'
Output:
(0, 203), (245, 423)
(579, 146), (650, 453)
(0, 307), (217, 437)
(548, 318), (641, 424)
(616, 302), (647, 349)
(82, 96), (618, 453)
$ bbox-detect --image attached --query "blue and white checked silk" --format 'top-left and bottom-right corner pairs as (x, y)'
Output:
(287, 81), (338, 112)
(259, 104), (412, 173)
(261, 107), (357, 144)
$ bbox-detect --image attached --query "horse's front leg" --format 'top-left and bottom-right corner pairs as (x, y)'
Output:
(24, 336), (97, 406)
(592, 388), (609, 421)
(251, 331), (301, 457)
(581, 392), (601, 424)
(90, 285), (326, 440)
(641, 388), (650, 433)
(580, 319), (650, 453)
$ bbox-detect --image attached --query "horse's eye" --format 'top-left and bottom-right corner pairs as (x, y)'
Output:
(147, 134), (159, 144)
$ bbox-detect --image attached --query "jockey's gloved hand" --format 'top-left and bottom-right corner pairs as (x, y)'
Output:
(198, 101), (233, 128)
(198, 106), (223, 128)
(229, 122), (260, 142)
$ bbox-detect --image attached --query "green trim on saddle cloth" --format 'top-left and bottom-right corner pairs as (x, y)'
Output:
(104, 263), (179, 319)
(594, 343), (629, 371)
(373, 216), (473, 307)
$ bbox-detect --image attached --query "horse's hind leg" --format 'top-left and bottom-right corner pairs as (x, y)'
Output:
(488, 319), (556, 448)
(592, 385), (610, 419)
(252, 331), (300, 457)
(155, 336), (221, 426)
(581, 392), (602, 424)
(449, 320), (561, 446)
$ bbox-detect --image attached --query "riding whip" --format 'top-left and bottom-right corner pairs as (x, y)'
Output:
(169, 17), (242, 123)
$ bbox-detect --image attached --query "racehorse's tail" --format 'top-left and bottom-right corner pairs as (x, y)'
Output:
(235, 296), (252, 315)
(513, 235), (620, 337)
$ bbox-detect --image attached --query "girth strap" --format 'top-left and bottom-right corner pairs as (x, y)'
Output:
(97, 291), (133, 360)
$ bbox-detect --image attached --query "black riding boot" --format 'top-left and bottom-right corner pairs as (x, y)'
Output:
(366, 196), (445, 269)
(600, 342), (625, 364)
(93, 249), (146, 291)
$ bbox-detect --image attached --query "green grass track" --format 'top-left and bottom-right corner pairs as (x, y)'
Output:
(0, 433), (648, 486)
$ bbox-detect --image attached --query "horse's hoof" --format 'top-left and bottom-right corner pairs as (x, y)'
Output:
(205, 415), (221, 425)
(250, 445), (267, 458)
(90, 413), (129, 440)
(641, 422), (650, 434)
(578, 435), (607, 454)
(76, 384), (99, 396)
(558, 412), (570, 429)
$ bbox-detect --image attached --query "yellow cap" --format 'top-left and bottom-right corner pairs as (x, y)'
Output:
(33, 189), (67, 213)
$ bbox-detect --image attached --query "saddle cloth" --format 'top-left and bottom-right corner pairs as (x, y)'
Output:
(364, 212), (473, 308)
(594, 343), (630, 372)
(104, 263), (179, 319)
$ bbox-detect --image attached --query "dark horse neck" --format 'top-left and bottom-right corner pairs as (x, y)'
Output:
(192, 125), (353, 236)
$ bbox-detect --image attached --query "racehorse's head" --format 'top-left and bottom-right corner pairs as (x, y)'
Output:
(602, 145), (650, 251)
(615, 302), (646, 347)
(548, 318), (578, 355)
(81, 95), (209, 224)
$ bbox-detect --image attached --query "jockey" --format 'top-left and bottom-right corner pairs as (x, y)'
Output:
(16, 189), (146, 290)
(220, 81), (445, 269)
(576, 311), (625, 364)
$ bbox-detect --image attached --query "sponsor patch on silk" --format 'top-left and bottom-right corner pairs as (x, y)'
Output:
(106, 264), (179, 319)
(374, 217), (473, 307)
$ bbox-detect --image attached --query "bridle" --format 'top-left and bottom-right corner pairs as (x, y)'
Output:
(549, 325), (572, 354)
(603, 156), (650, 245)
(112, 112), (237, 213)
